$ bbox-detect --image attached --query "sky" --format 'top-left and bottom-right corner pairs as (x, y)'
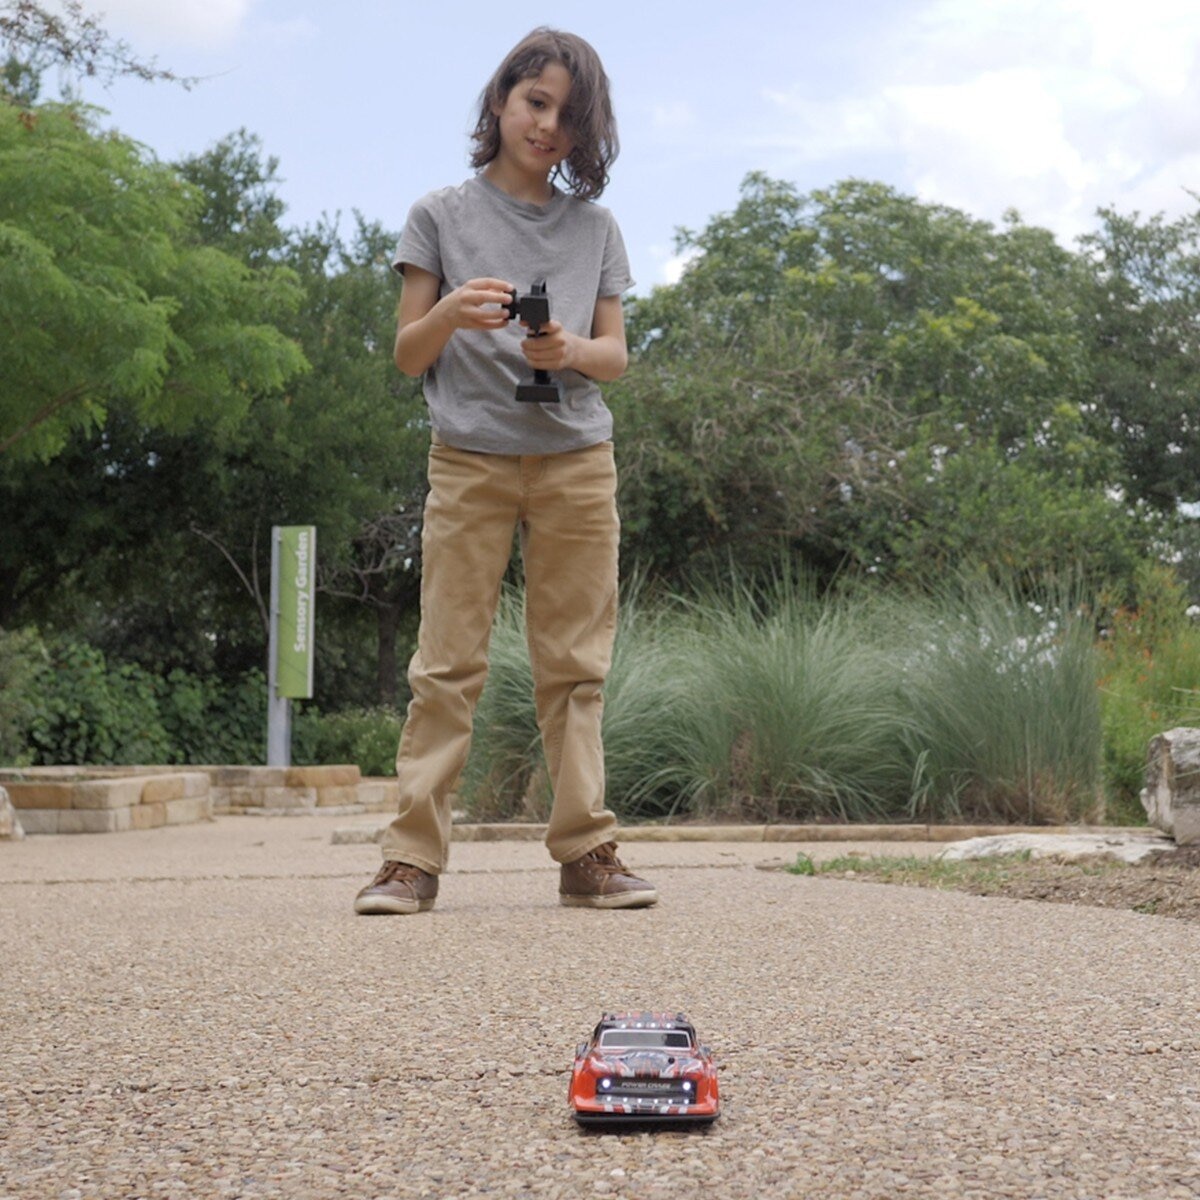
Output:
(52, 0), (1200, 294)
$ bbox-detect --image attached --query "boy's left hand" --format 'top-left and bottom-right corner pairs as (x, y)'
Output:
(520, 320), (576, 372)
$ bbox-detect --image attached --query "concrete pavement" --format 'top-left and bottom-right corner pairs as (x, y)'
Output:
(2, 815), (1198, 1198)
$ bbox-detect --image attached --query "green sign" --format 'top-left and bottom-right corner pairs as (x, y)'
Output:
(276, 525), (315, 699)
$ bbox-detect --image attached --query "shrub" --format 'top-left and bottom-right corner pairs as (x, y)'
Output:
(26, 638), (172, 765)
(1096, 564), (1200, 824)
(596, 595), (700, 820)
(456, 573), (1107, 827)
(0, 627), (43, 767)
(1, 634), (270, 768)
(458, 585), (699, 822)
(456, 591), (542, 819)
(154, 669), (267, 765)
(293, 705), (402, 777)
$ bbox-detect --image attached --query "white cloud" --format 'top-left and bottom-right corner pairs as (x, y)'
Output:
(649, 243), (702, 287)
(756, 0), (1200, 243)
(93, 0), (255, 48)
(1059, 0), (1198, 97)
(653, 101), (695, 130)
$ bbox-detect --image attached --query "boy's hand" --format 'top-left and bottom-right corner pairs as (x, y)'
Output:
(520, 320), (576, 372)
(442, 278), (514, 332)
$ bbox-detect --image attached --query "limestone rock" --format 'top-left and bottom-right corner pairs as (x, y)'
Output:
(1141, 727), (1200, 846)
(939, 831), (1172, 864)
(0, 786), (25, 840)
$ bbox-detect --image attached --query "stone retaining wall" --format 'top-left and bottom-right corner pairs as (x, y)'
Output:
(1, 770), (212, 834)
(0, 766), (398, 834)
(212, 765), (358, 813)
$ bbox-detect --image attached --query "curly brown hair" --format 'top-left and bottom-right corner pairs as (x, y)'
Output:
(470, 28), (619, 202)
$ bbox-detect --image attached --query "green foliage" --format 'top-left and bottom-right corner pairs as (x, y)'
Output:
(852, 433), (1141, 587)
(621, 173), (1148, 592)
(0, 133), (424, 709)
(26, 637), (172, 764)
(789, 852), (815, 876)
(0, 100), (307, 461)
(152, 668), (266, 765)
(457, 591), (542, 819)
(1081, 206), (1200, 511)
(597, 592), (703, 819)
(0, 625), (42, 765)
(459, 585), (699, 822)
(611, 320), (884, 582)
(1096, 564), (1200, 823)
(791, 851), (1036, 888)
(175, 128), (287, 265)
(3, 87), (1196, 775)
(4, 633), (266, 766)
(293, 706), (401, 777)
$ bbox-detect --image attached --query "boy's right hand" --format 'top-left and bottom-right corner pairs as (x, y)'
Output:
(441, 278), (515, 332)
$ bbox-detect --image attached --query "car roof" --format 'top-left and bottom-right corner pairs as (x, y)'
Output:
(595, 1011), (696, 1035)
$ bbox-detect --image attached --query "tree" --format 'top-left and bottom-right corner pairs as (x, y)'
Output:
(1081, 204), (1200, 512)
(611, 318), (892, 583)
(176, 127), (288, 267)
(221, 211), (428, 705)
(619, 173), (1143, 588)
(0, 100), (307, 461)
(0, 124), (428, 707)
(165, 135), (427, 702)
(1, 0), (195, 104)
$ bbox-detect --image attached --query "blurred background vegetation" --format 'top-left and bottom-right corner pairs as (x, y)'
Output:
(4, 4), (1200, 824)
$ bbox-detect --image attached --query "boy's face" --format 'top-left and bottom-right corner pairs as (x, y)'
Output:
(492, 62), (576, 180)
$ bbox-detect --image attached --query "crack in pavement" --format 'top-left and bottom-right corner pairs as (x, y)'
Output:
(0, 861), (753, 887)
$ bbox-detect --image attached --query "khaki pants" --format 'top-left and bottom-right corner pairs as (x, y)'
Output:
(380, 438), (620, 874)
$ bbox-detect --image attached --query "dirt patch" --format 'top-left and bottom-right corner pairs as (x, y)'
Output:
(813, 845), (1200, 923)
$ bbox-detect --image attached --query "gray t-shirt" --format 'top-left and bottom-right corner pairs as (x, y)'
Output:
(393, 175), (634, 455)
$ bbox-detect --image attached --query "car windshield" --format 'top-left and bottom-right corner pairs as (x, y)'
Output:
(599, 1030), (692, 1050)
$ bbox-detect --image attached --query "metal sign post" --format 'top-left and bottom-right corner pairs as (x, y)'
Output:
(267, 525), (316, 766)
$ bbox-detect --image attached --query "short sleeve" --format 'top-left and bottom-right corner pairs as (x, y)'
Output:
(393, 193), (442, 279)
(598, 210), (634, 298)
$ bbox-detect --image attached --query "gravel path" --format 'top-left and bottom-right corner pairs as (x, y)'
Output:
(2, 817), (1199, 1199)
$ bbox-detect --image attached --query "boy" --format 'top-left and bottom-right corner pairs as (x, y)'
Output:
(354, 28), (655, 915)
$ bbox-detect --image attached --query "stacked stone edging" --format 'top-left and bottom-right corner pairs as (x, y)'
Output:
(1, 771), (212, 834)
(210, 768), (397, 815)
(211, 765), (360, 814)
(0, 766), (397, 833)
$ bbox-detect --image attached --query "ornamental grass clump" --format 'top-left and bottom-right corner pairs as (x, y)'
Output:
(668, 578), (919, 822)
(458, 590), (542, 820)
(458, 572), (1106, 828)
(891, 582), (1104, 824)
(460, 584), (698, 822)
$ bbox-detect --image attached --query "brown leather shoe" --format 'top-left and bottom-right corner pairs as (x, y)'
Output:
(353, 860), (438, 915)
(560, 842), (658, 909)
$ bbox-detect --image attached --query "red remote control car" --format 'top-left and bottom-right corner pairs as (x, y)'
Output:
(568, 1011), (720, 1126)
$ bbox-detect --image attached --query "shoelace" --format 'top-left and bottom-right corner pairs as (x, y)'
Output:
(376, 861), (425, 884)
(585, 845), (629, 875)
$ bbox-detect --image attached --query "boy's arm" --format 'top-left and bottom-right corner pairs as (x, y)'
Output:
(394, 265), (514, 377)
(519, 294), (628, 382)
